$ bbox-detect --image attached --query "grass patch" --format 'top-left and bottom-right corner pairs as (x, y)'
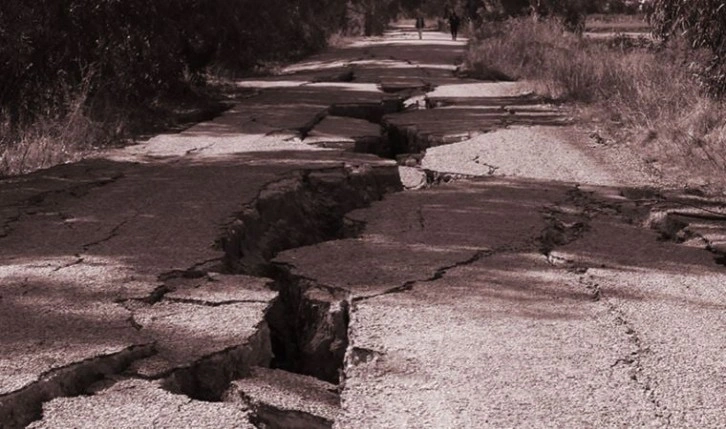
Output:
(466, 18), (726, 190)
(0, 78), (112, 177)
(0, 111), (100, 177)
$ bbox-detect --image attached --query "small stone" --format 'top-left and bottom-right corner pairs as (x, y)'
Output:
(398, 166), (427, 190)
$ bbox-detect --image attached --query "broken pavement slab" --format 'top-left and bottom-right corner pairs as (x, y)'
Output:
(422, 126), (619, 184)
(425, 81), (537, 101)
(27, 378), (256, 429)
(226, 366), (339, 429)
(304, 116), (383, 153)
(0, 258), (157, 428)
(163, 273), (275, 305)
(124, 276), (277, 397)
(420, 126), (658, 187)
(275, 177), (562, 298)
(127, 300), (272, 385)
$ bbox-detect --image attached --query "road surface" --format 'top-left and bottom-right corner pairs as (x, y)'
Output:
(2, 25), (726, 429)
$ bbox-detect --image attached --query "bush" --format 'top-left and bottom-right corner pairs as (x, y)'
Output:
(467, 19), (595, 98)
(0, 1), (187, 122)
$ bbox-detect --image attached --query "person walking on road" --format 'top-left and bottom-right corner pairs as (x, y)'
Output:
(448, 12), (461, 41)
(415, 16), (425, 40)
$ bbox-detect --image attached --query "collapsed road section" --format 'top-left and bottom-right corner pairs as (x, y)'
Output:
(9, 25), (726, 429)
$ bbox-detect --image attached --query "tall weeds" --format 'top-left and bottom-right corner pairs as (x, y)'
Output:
(467, 18), (726, 187)
(0, 73), (117, 177)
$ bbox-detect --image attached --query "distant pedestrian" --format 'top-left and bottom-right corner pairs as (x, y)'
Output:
(415, 16), (425, 40)
(448, 12), (461, 41)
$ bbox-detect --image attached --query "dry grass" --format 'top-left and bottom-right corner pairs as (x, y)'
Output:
(0, 73), (229, 178)
(467, 18), (726, 189)
(0, 88), (119, 177)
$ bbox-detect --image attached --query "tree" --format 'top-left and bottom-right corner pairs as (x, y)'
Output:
(649, 0), (726, 95)
(434, 0), (592, 32)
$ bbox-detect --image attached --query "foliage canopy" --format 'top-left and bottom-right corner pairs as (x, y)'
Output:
(0, 0), (372, 124)
(649, 0), (726, 95)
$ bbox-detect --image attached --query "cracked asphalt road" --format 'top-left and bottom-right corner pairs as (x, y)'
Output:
(3, 25), (726, 428)
(321, 179), (726, 428)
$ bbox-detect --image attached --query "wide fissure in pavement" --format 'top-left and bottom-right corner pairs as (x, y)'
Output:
(264, 267), (350, 385)
(217, 162), (399, 380)
(194, 158), (401, 426)
(220, 163), (401, 276)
